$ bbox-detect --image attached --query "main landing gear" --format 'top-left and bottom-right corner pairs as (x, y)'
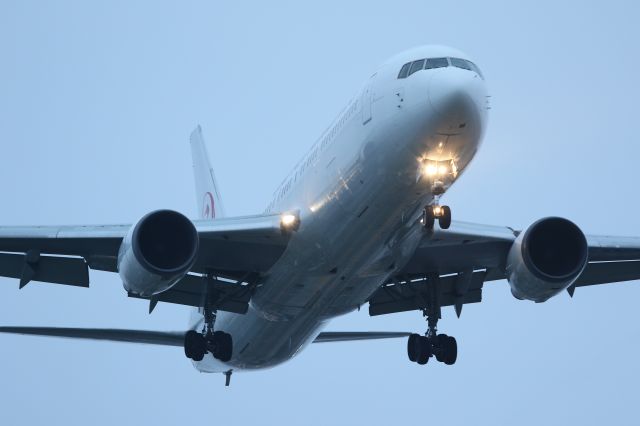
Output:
(184, 329), (232, 362)
(407, 312), (457, 366)
(407, 329), (457, 366)
(184, 292), (233, 362)
(407, 274), (457, 366)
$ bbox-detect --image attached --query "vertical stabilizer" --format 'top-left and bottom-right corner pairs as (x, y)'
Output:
(189, 126), (226, 219)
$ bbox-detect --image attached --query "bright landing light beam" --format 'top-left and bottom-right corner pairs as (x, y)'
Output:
(280, 213), (300, 232)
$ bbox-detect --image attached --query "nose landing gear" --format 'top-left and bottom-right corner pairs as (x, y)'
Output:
(422, 202), (452, 230)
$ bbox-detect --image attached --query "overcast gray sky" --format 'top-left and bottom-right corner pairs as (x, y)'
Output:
(1, 1), (639, 425)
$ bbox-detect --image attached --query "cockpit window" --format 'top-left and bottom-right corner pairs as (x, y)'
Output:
(408, 59), (425, 76)
(467, 61), (484, 79)
(397, 62), (410, 79)
(397, 56), (483, 79)
(425, 57), (449, 69)
(450, 58), (484, 79)
(450, 57), (472, 71)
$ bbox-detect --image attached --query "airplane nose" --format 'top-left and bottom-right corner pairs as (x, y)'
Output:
(428, 69), (487, 117)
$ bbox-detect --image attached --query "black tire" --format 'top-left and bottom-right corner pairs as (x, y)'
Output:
(434, 334), (448, 363)
(416, 336), (432, 365)
(439, 206), (452, 229)
(407, 334), (420, 362)
(423, 208), (435, 230)
(184, 334), (194, 359)
(184, 330), (206, 361)
(443, 336), (458, 365)
(213, 331), (233, 362)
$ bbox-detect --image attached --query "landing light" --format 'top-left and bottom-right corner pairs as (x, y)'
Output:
(424, 164), (438, 176)
(420, 159), (457, 179)
(280, 213), (300, 231)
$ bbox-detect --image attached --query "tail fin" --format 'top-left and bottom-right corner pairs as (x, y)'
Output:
(189, 126), (226, 219)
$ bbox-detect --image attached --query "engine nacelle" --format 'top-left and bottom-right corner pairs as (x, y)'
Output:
(118, 210), (199, 297)
(506, 217), (588, 302)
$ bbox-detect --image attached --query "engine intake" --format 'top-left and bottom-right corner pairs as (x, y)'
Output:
(506, 217), (588, 302)
(118, 210), (199, 297)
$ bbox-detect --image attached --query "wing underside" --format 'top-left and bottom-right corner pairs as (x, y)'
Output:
(368, 221), (640, 317)
(0, 213), (293, 313)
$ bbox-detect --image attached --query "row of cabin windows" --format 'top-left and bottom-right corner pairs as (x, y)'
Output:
(397, 57), (483, 79)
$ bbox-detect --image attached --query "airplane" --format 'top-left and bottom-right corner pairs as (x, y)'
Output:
(1, 45), (639, 386)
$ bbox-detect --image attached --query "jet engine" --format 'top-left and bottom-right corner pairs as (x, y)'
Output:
(118, 210), (199, 297)
(506, 217), (588, 302)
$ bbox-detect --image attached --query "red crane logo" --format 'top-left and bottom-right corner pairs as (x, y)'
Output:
(202, 192), (216, 219)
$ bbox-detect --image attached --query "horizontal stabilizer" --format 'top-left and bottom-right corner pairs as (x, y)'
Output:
(0, 327), (410, 346)
(0, 326), (184, 346)
(312, 331), (411, 343)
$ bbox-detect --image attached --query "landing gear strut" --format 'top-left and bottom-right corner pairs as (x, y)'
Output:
(407, 274), (457, 366)
(184, 275), (233, 362)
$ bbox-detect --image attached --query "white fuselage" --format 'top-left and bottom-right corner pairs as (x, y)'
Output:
(194, 45), (489, 372)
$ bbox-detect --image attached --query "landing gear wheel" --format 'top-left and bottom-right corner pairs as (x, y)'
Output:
(438, 205), (452, 229)
(212, 331), (233, 362)
(434, 334), (448, 363)
(184, 330), (206, 361)
(422, 207), (435, 230)
(416, 336), (432, 365)
(407, 333), (420, 362)
(442, 336), (457, 365)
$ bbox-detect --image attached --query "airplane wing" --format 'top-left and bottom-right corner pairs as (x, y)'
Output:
(0, 327), (410, 345)
(0, 213), (293, 313)
(368, 220), (640, 317)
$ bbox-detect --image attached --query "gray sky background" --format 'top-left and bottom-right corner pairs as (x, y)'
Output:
(1, 1), (639, 424)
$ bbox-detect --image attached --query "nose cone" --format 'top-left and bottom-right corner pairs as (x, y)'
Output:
(428, 68), (487, 118)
